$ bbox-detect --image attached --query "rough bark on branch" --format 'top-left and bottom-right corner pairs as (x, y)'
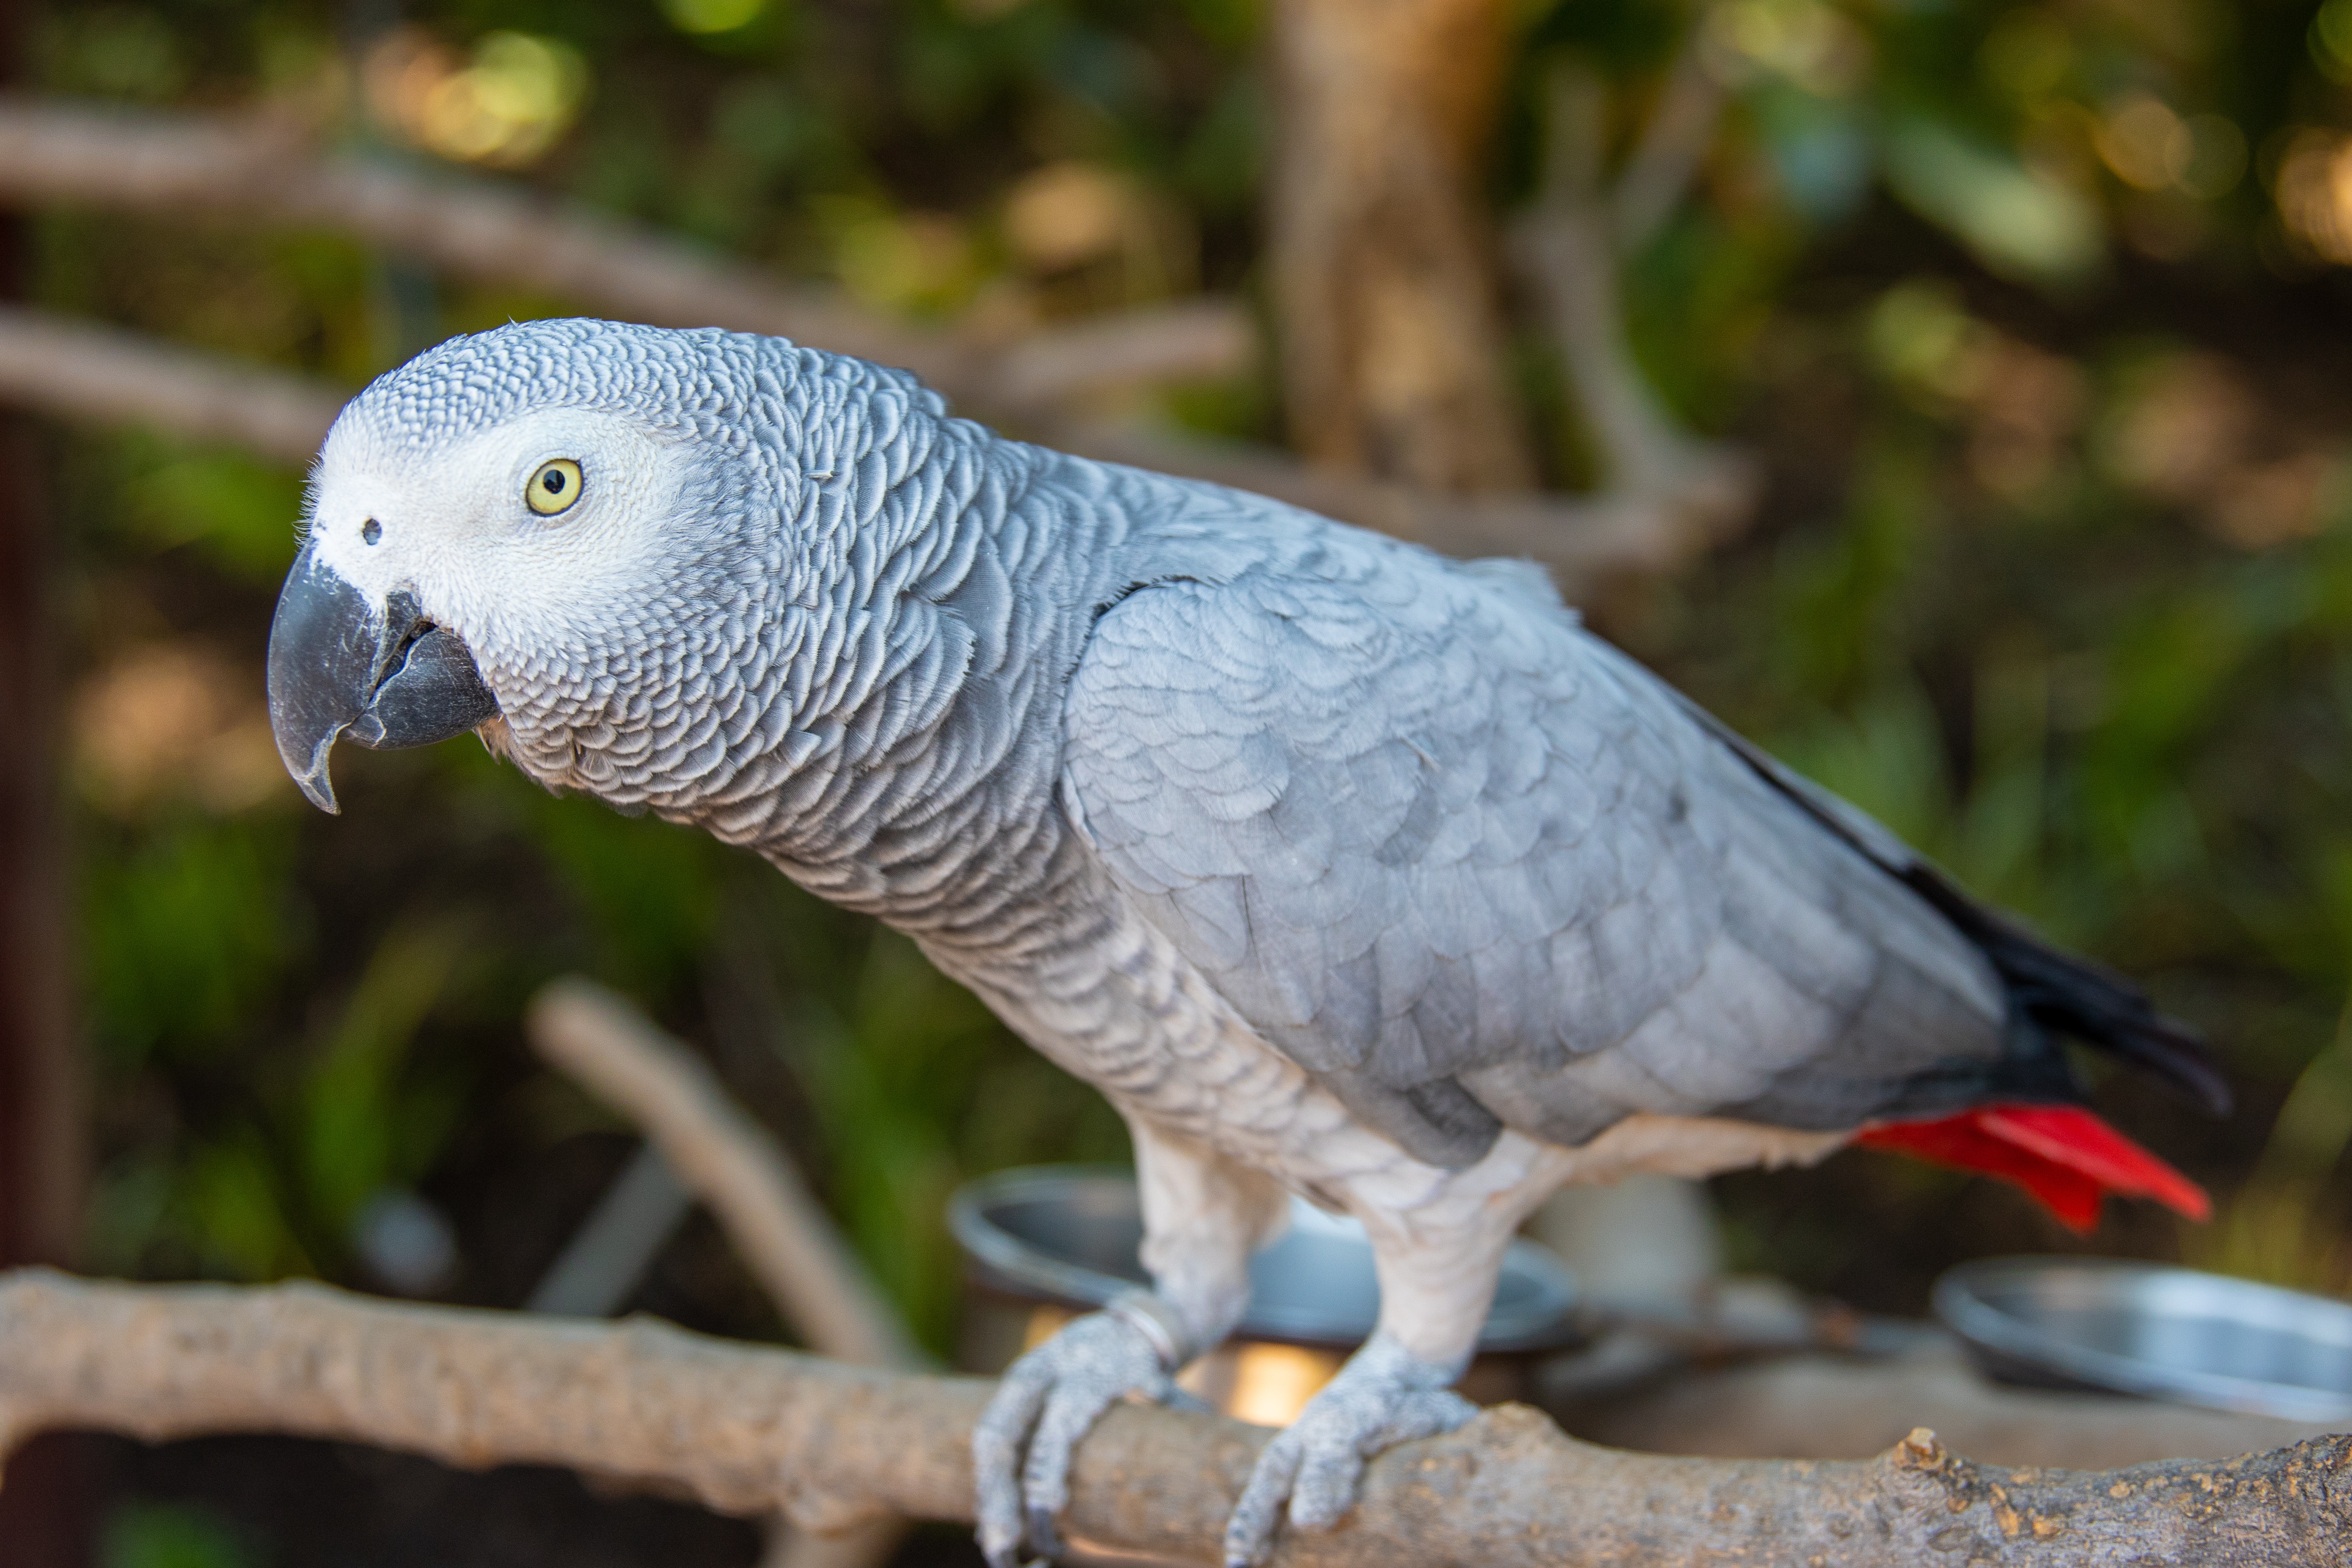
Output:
(0, 1271), (2343, 1566)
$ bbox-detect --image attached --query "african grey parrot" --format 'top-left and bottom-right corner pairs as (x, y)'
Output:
(266, 319), (2226, 1568)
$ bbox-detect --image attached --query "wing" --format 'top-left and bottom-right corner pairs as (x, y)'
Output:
(1059, 530), (2010, 1170)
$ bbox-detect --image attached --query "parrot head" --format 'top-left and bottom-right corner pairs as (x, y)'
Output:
(266, 317), (946, 821)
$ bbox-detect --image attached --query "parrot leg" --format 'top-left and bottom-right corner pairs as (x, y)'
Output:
(1219, 1213), (1513, 1568)
(973, 1119), (1284, 1568)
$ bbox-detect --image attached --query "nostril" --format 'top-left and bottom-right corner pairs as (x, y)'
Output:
(361, 518), (383, 545)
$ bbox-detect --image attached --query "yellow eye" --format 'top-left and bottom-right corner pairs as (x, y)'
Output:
(527, 458), (583, 516)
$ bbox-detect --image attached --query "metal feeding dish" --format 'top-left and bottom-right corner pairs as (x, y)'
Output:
(1935, 1256), (2352, 1423)
(949, 1165), (1581, 1353)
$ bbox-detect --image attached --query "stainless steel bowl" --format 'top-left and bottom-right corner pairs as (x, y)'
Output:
(949, 1165), (1580, 1352)
(1935, 1256), (2352, 1422)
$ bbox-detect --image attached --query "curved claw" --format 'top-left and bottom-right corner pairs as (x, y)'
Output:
(1221, 1333), (1476, 1568)
(973, 1308), (1182, 1568)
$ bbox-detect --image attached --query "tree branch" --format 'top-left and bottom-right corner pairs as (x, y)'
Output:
(0, 303), (341, 467)
(0, 1271), (2342, 1565)
(0, 95), (1234, 423)
(1609, 24), (1727, 256)
(0, 97), (934, 387)
(526, 978), (920, 1568)
(0, 300), (1711, 594)
(1265, 0), (1538, 492)
(526, 977), (922, 1373)
(0, 94), (1744, 593)
(1510, 61), (1757, 544)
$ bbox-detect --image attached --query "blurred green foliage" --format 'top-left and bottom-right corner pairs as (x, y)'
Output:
(40, 0), (2352, 1396)
(101, 1501), (263, 1568)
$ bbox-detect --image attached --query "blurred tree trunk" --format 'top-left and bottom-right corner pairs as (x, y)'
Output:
(1267, 0), (1536, 494)
(0, 0), (92, 1558)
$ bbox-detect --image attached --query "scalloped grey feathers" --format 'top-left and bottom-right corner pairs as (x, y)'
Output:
(321, 319), (2025, 1174)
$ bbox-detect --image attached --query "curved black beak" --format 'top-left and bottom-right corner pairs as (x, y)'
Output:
(266, 539), (501, 814)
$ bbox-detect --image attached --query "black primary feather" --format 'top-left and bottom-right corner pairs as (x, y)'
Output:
(1895, 864), (2233, 1117)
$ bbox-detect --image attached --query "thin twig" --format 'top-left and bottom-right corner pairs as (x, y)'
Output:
(525, 979), (920, 1568)
(1610, 26), (1727, 255)
(0, 1272), (2342, 1565)
(523, 1142), (695, 1319)
(1510, 60), (1756, 533)
(527, 976), (922, 1373)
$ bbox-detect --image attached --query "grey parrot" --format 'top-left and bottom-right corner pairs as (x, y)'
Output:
(266, 319), (2226, 1567)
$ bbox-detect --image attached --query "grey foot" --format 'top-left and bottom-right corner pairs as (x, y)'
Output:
(1221, 1332), (1476, 1568)
(973, 1302), (1194, 1568)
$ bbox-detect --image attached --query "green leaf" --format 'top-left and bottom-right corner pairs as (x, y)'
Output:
(297, 923), (467, 1233)
(1883, 117), (2102, 290)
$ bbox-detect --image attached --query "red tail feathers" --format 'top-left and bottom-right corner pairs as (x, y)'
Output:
(1853, 1104), (2210, 1233)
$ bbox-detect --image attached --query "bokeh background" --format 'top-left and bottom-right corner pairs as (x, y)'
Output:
(1, 0), (2349, 1562)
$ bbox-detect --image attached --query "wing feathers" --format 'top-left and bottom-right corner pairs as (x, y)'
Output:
(1062, 522), (2013, 1167)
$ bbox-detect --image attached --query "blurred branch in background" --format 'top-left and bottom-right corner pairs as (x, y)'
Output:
(527, 977), (920, 1568)
(1266, 0), (1537, 493)
(0, 304), (344, 467)
(522, 1146), (695, 1319)
(527, 976), (922, 1372)
(0, 288), (1726, 593)
(0, 92), (1239, 414)
(1610, 33), (1727, 259)
(1510, 40), (1757, 556)
(0, 92), (1756, 597)
(3, 1271), (2347, 1567)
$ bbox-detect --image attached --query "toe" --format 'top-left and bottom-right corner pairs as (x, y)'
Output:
(1017, 1357), (1141, 1556)
(1286, 1435), (1366, 1533)
(975, 1309), (1179, 1567)
(1024, 1502), (1063, 1565)
(974, 1365), (1052, 1568)
(1381, 1387), (1477, 1449)
(1222, 1430), (1303, 1568)
(1161, 1382), (1215, 1415)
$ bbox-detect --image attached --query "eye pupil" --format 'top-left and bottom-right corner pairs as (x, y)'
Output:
(527, 458), (583, 516)
(361, 518), (382, 545)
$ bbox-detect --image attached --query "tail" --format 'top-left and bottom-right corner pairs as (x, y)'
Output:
(1861, 872), (2225, 1233)
(1855, 1103), (2210, 1233)
(1635, 650), (2233, 1221)
(1898, 864), (2234, 1118)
